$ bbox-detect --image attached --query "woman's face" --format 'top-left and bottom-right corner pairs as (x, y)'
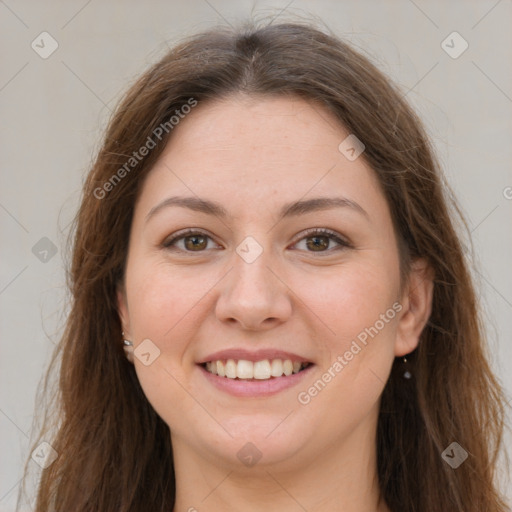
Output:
(118, 95), (423, 471)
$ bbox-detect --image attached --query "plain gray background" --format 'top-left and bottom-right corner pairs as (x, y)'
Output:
(1, 1), (511, 510)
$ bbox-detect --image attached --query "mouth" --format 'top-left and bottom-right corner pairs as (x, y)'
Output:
(201, 358), (312, 380)
(197, 351), (315, 397)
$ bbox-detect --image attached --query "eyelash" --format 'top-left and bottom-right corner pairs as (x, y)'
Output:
(162, 227), (351, 255)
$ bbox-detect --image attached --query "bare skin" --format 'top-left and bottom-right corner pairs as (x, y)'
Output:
(118, 94), (433, 512)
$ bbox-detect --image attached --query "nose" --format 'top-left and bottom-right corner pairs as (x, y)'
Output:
(215, 244), (293, 331)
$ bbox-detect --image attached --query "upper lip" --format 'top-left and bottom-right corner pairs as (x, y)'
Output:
(197, 349), (313, 364)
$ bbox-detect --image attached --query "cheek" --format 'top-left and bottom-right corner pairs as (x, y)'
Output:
(293, 259), (400, 348)
(292, 262), (400, 433)
(292, 259), (399, 408)
(125, 262), (211, 428)
(126, 259), (211, 343)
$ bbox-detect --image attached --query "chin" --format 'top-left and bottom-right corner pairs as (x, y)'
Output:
(188, 413), (313, 470)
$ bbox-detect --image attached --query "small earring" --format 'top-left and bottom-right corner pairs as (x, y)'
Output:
(122, 331), (133, 346)
(403, 356), (412, 379)
(122, 333), (134, 363)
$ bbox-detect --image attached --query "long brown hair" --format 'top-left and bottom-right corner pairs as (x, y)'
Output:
(19, 20), (510, 512)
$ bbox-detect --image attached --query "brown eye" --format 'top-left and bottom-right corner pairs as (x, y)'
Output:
(305, 235), (330, 251)
(293, 228), (350, 254)
(163, 230), (219, 252)
(183, 234), (208, 251)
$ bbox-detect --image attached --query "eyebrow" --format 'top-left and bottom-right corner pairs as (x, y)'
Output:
(145, 195), (369, 223)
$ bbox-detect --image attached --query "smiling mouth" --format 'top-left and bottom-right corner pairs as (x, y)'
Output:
(201, 359), (312, 380)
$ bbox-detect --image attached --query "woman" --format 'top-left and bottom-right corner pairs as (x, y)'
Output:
(20, 20), (510, 512)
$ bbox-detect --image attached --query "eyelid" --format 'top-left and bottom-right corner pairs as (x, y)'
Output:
(292, 227), (350, 244)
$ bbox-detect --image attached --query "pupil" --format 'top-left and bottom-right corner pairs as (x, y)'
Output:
(308, 236), (328, 251)
(186, 235), (206, 250)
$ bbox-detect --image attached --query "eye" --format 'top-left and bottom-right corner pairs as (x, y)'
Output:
(292, 228), (350, 253)
(162, 229), (221, 252)
(162, 227), (351, 254)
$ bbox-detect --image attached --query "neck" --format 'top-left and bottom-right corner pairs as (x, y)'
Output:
(171, 415), (390, 512)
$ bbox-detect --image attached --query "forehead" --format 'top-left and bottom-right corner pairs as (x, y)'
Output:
(163, 94), (348, 160)
(135, 94), (386, 222)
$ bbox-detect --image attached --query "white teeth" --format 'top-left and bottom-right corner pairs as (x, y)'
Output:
(204, 358), (309, 380)
(253, 360), (271, 379)
(237, 360), (253, 379)
(271, 359), (283, 377)
(225, 359), (237, 378)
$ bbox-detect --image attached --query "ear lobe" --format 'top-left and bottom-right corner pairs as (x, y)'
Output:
(395, 258), (434, 357)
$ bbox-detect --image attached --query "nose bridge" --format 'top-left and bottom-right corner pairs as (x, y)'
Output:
(215, 234), (292, 329)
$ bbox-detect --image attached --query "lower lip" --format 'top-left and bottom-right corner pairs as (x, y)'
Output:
(198, 364), (315, 398)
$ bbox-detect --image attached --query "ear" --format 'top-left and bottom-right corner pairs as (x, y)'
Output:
(117, 285), (131, 335)
(117, 285), (134, 364)
(394, 258), (434, 357)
